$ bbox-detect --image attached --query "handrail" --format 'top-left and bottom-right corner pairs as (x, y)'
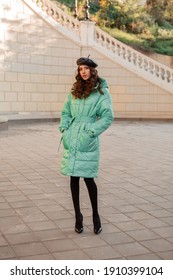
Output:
(26, 0), (173, 93)
(94, 27), (173, 93)
(31, 0), (80, 37)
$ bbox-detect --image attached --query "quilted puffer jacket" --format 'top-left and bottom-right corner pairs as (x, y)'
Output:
(59, 78), (114, 178)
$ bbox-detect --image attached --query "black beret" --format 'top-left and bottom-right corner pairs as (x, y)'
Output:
(76, 57), (98, 68)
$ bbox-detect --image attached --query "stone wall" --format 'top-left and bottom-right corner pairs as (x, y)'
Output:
(0, 0), (173, 119)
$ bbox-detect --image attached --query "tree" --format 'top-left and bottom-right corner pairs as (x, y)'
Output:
(146, 0), (171, 25)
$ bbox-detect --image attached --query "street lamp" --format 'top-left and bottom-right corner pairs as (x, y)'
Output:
(84, 0), (90, 20)
(74, 0), (78, 19)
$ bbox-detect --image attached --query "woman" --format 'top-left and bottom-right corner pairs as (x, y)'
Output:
(59, 56), (114, 234)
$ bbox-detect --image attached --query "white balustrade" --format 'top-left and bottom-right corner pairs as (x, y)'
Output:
(94, 27), (173, 92)
(31, 0), (80, 36)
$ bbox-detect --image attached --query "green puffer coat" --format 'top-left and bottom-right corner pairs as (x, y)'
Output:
(59, 78), (114, 178)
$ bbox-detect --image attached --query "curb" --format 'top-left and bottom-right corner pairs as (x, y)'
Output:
(0, 117), (8, 131)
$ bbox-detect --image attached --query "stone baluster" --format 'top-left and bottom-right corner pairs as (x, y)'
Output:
(149, 61), (154, 74)
(37, 0), (42, 9)
(111, 41), (116, 53)
(106, 37), (110, 50)
(42, 0), (48, 14)
(166, 71), (171, 83)
(132, 53), (137, 65)
(137, 55), (142, 68)
(160, 68), (165, 80)
(171, 73), (173, 85)
(155, 65), (160, 77)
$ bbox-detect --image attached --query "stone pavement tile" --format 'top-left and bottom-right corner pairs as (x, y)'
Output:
(26, 194), (48, 200)
(151, 226), (173, 238)
(154, 201), (173, 209)
(114, 205), (141, 213)
(46, 210), (72, 220)
(53, 250), (89, 260)
(21, 188), (44, 195)
(32, 199), (58, 207)
(46, 193), (71, 202)
(37, 204), (65, 213)
(140, 239), (173, 253)
(15, 206), (41, 216)
(0, 236), (8, 246)
(98, 223), (120, 234)
(27, 221), (58, 231)
(12, 242), (49, 258)
(9, 200), (35, 208)
(146, 209), (173, 218)
(123, 197), (148, 205)
(1, 223), (31, 235)
(34, 229), (66, 241)
(162, 195), (173, 201)
(55, 218), (74, 230)
(0, 209), (16, 218)
(115, 221), (145, 232)
(5, 232), (40, 245)
(126, 253), (161, 260)
(104, 213), (131, 224)
(125, 211), (154, 220)
(160, 217), (173, 226)
(84, 245), (123, 260)
(138, 218), (169, 228)
(124, 177), (150, 187)
(126, 229), (161, 241)
(20, 212), (49, 223)
(156, 251), (173, 260)
(100, 232), (134, 245)
(43, 239), (79, 252)
(144, 196), (169, 203)
(1, 190), (24, 197)
(0, 197), (5, 203)
(167, 237), (173, 243)
(16, 183), (38, 190)
(100, 206), (120, 216)
(20, 253), (55, 260)
(112, 242), (150, 258)
(72, 236), (107, 249)
(61, 226), (92, 238)
(0, 216), (23, 228)
(0, 183), (17, 190)
(0, 246), (16, 259)
(136, 203), (162, 211)
(5, 195), (28, 202)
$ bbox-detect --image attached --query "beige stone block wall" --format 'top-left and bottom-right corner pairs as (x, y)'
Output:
(0, 0), (173, 119)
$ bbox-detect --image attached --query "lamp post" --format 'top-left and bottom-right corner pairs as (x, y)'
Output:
(74, 0), (78, 19)
(84, 0), (90, 20)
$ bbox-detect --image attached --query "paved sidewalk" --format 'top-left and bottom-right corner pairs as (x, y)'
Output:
(0, 121), (173, 260)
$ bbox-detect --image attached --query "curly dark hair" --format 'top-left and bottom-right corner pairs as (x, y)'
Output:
(71, 67), (103, 99)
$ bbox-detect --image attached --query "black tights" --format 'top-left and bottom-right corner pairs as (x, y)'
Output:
(70, 176), (99, 219)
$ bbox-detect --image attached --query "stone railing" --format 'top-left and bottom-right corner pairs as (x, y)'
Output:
(94, 27), (173, 93)
(25, 0), (173, 93)
(30, 0), (80, 37)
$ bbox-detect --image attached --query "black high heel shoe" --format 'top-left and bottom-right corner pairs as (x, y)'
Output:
(75, 213), (83, 234)
(93, 215), (102, 234)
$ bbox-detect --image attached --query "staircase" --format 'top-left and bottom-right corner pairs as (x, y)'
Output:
(25, 0), (173, 94)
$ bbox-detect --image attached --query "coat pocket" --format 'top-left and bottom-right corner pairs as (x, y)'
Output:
(78, 129), (97, 152)
(62, 128), (71, 150)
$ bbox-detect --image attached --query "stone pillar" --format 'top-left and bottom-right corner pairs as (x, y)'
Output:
(80, 20), (96, 46)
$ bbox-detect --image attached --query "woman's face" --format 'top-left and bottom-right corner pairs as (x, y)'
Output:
(79, 65), (91, 80)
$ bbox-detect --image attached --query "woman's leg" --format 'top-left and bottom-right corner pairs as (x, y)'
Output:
(70, 176), (83, 233)
(84, 178), (102, 234)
